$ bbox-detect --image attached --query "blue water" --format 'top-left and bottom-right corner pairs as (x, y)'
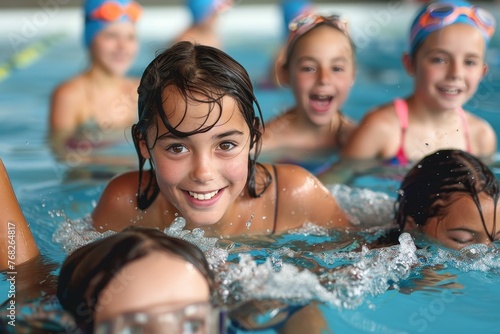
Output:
(2, 5), (500, 333)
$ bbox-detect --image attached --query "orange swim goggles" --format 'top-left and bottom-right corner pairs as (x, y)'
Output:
(89, 1), (142, 22)
(410, 3), (496, 42)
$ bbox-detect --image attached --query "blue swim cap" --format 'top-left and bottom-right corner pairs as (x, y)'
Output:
(281, 0), (313, 36)
(409, 0), (495, 55)
(187, 0), (232, 24)
(84, 0), (142, 48)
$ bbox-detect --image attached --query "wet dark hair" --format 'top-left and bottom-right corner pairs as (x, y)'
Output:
(132, 41), (270, 210)
(56, 226), (214, 332)
(395, 149), (499, 241)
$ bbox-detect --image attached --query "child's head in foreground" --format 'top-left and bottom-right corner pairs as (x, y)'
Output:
(280, 13), (356, 127)
(396, 149), (500, 249)
(132, 41), (268, 213)
(57, 226), (215, 333)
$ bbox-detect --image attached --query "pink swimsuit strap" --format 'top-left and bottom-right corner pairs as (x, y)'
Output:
(393, 98), (409, 165)
(392, 99), (472, 165)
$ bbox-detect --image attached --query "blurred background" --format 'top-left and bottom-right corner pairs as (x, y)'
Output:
(1, 0), (498, 8)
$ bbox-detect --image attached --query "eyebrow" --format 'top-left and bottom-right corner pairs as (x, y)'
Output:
(447, 228), (479, 234)
(157, 130), (245, 141)
(297, 56), (348, 63)
(213, 130), (245, 139)
(425, 48), (482, 58)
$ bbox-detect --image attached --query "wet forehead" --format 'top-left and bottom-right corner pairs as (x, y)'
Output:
(160, 86), (245, 133)
(445, 192), (500, 237)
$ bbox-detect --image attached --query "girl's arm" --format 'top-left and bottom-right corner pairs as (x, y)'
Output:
(341, 108), (395, 160)
(0, 160), (39, 269)
(49, 81), (81, 135)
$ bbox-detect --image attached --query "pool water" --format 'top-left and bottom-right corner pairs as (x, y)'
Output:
(2, 3), (500, 333)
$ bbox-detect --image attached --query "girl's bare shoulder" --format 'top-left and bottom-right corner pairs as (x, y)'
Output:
(92, 171), (150, 232)
(52, 74), (88, 102)
(100, 171), (141, 196)
(362, 101), (399, 128)
(464, 111), (497, 157)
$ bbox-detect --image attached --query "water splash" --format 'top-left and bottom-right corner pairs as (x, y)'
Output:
(52, 213), (115, 254)
(217, 233), (420, 310)
(164, 217), (229, 269)
(329, 184), (394, 227)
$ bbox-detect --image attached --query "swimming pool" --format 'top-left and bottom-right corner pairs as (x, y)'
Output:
(1, 2), (500, 333)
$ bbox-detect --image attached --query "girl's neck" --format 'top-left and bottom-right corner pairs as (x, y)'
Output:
(86, 65), (124, 86)
(197, 14), (218, 31)
(406, 96), (461, 124)
(293, 107), (341, 134)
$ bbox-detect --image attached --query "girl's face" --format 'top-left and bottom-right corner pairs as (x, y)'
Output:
(408, 24), (487, 111)
(91, 21), (138, 76)
(422, 193), (500, 250)
(140, 86), (251, 227)
(94, 251), (210, 325)
(285, 25), (355, 127)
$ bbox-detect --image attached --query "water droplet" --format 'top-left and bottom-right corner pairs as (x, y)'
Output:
(246, 213), (254, 229)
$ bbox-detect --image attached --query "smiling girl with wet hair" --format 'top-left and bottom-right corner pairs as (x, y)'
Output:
(91, 41), (350, 237)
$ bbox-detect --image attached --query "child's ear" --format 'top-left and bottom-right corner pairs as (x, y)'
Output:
(276, 64), (289, 87)
(403, 216), (417, 231)
(139, 139), (151, 159)
(482, 63), (489, 77)
(402, 53), (415, 76)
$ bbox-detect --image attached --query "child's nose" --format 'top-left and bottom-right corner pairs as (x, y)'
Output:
(318, 67), (331, 84)
(447, 61), (464, 80)
(190, 154), (215, 183)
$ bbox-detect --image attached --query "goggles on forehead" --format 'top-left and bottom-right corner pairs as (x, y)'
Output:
(94, 302), (226, 334)
(288, 13), (348, 38)
(411, 3), (496, 42)
(89, 1), (142, 22)
(285, 13), (349, 62)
